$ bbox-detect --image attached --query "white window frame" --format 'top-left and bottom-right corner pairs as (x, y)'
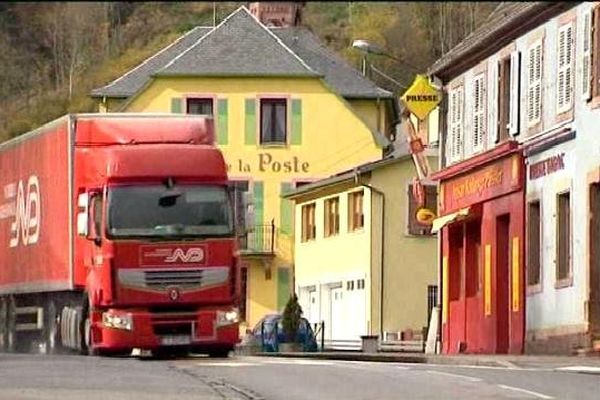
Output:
(509, 51), (521, 136)
(527, 40), (543, 127)
(556, 22), (574, 114)
(472, 73), (486, 153)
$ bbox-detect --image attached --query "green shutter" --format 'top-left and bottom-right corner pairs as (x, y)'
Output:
(277, 267), (291, 311)
(291, 99), (302, 145)
(171, 98), (183, 113)
(280, 182), (293, 236)
(217, 98), (228, 145)
(245, 98), (257, 145)
(253, 181), (264, 247)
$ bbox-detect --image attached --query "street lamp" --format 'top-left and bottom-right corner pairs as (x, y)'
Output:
(351, 39), (421, 79)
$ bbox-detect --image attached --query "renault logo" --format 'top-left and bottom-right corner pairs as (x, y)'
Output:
(168, 287), (180, 301)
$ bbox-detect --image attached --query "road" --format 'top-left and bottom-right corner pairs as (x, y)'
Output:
(0, 353), (598, 400)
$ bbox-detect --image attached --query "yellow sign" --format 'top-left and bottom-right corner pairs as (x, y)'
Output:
(512, 237), (520, 312)
(484, 244), (492, 316)
(401, 75), (441, 121)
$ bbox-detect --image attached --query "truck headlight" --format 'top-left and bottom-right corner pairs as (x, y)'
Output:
(216, 308), (239, 327)
(102, 312), (133, 331)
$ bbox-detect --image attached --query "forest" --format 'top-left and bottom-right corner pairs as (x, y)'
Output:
(0, 2), (498, 141)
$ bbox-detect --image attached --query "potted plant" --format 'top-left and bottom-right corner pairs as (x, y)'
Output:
(279, 294), (304, 352)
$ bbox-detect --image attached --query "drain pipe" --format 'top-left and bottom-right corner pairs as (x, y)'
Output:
(354, 168), (385, 338)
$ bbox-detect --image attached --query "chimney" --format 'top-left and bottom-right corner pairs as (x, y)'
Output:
(248, 2), (304, 27)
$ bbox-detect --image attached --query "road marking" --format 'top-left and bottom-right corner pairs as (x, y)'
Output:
(260, 359), (335, 366)
(194, 362), (260, 367)
(495, 360), (520, 369)
(426, 370), (483, 382)
(554, 366), (600, 374)
(497, 384), (554, 399)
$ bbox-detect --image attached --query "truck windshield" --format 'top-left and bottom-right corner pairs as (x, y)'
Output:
(107, 185), (233, 239)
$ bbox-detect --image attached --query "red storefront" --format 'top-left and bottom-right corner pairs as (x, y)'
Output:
(431, 141), (525, 354)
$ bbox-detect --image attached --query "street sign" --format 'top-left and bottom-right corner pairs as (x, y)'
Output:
(401, 75), (441, 121)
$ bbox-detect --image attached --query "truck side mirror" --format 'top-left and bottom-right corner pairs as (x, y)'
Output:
(77, 193), (89, 237)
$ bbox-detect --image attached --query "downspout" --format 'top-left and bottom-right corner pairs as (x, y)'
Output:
(354, 169), (385, 338)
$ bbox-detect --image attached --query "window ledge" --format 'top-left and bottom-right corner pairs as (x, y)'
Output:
(348, 228), (365, 235)
(259, 142), (288, 149)
(526, 283), (543, 296)
(554, 276), (573, 289)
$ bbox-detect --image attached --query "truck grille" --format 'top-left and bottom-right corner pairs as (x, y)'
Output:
(118, 267), (229, 291)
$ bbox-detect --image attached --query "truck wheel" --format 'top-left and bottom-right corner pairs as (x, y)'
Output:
(208, 347), (232, 358)
(6, 297), (18, 353)
(0, 298), (7, 352)
(80, 298), (99, 356)
(44, 301), (60, 354)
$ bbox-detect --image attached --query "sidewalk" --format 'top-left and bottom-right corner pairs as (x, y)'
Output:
(253, 350), (600, 374)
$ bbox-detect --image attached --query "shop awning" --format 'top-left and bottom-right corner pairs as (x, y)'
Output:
(431, 207), (470, 233)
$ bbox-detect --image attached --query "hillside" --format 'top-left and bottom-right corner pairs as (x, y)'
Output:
(0, 2), (497, 141)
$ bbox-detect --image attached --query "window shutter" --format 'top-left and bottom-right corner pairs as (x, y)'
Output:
(290, 99), (302, 145)
(509, 51), (521, 136)
(171, 98), (183, 113)
(244, 98), (257, 145)
(217, 99), (228, 145)
(583, 10), (592, 100)
(455, 86), (464, 160)
(447, 90), (456, 163)
(528, 41), (543, 126)
(472, 74), (486, 153)
(557, 24), (573, 114)
(280, 182), (293, 236)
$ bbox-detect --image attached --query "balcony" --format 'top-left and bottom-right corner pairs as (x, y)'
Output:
(239, 221), (276, 257)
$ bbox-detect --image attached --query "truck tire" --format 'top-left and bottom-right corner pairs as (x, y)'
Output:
(6, 297), (18, 353)
(44, 301), (60, 354)
(208, 347), (232, 358)
(0, 297), (7, 352)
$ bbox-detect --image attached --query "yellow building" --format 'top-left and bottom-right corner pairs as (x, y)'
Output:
(286, 147), (439, 343)
(90, 5), (397, 331)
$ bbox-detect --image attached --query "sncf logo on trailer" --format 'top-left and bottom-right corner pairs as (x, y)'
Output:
(0, 176), (41, 247)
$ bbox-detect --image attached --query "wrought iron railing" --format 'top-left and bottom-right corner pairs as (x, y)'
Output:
(239, 220), (276, 255)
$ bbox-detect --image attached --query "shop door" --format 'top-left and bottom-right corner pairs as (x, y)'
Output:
(330, 287), (344, 340)
(496, 214), (510, 354)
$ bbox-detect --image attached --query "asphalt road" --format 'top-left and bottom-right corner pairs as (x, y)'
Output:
(1, 353), (598, 400)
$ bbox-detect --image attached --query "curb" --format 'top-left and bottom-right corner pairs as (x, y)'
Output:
(250, 352), (600, 371)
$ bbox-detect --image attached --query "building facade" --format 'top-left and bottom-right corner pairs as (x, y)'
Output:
(430, 2), (600, 354)
(287, 151), (438, 343)
(90, 5), (396, 331)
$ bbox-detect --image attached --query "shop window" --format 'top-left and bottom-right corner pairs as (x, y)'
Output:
(427, 284), (438, 324)
(260, 98), (287, 145)
(407, 184), (437, 235)
(348, 190), (364, 231)
(324, 196), (340, 237)
(527, 200), (541, 287)
(301, 203), (316, 242)
(186, 98), (213, 115)
(556, 191), (571, 282)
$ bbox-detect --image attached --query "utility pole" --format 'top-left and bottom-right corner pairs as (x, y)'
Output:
(213, 2), (216, 27)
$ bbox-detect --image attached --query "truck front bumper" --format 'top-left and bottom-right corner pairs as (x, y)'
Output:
(90, 307), (240, 353)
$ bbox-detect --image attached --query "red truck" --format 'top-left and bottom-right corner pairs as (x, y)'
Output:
(0, 114), (240, 357)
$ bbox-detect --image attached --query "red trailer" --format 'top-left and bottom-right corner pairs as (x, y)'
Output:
(0, 114), (241, 356)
